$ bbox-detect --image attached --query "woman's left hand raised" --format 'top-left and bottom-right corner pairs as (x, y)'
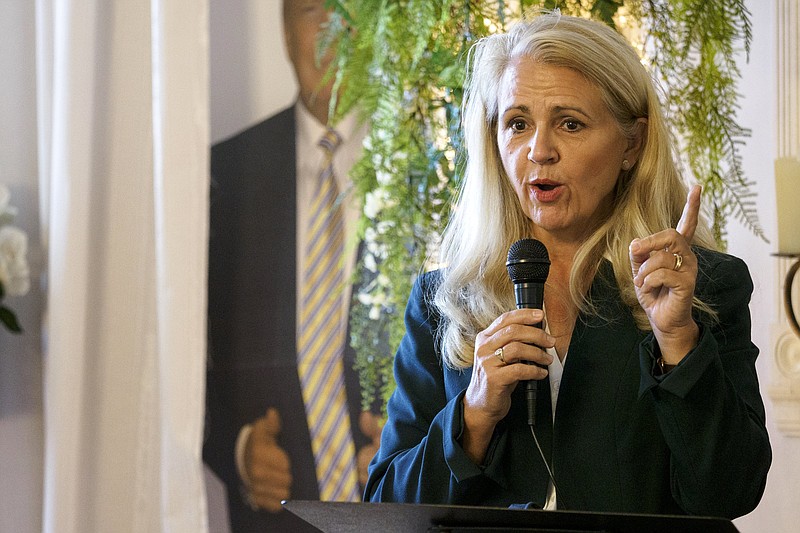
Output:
(628, 185), (702, 364)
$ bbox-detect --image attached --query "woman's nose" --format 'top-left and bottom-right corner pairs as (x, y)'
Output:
(527, 130), (558, 164)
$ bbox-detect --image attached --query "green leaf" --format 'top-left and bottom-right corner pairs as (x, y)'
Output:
(0, 306), (22, 334)
(591, 0), (624, 26)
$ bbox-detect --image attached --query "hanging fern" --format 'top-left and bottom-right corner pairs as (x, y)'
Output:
(322, 0), (762, 412)
(638, 0), (763, 247)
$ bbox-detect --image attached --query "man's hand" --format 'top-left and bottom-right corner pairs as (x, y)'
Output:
(243, 408), (293, 513)
(356, 411), (383, 488)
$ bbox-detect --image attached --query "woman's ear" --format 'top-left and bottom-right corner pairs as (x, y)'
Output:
(622, 117), (648, 168)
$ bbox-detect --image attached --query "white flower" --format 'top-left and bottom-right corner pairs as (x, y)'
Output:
(363, 190), (385, 219)
(376, 126), (393, 142)
(357, 291), (374, 306)
(364, 227), (380, 255)
(376, 220), (395, 234)
(363, 252), (378, 273)
(368, 305), (381, 321)
(0, 225), (30, 297)
(375, 169), (393, 186)
(367, 290), (388, 320)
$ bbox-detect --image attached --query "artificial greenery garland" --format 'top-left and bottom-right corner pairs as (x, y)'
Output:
(323, 0), (762, 412)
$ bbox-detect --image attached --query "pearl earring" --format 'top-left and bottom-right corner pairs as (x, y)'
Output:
(621, 159), (630, 171)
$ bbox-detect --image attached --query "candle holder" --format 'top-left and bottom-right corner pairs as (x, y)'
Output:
(774, 253), (800, 339)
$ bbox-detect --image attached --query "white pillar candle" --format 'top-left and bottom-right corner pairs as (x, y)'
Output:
(775, 157), (800, 255)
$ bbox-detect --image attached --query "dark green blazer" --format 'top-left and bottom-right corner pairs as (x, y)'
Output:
(366, 250), (770, 519)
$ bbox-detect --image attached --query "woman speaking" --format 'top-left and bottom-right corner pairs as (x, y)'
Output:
(364, 11), (770, 519)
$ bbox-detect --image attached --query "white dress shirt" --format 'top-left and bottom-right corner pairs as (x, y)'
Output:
(543, 315), (566, 511)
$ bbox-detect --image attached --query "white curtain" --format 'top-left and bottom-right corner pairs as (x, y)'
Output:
(36, 0), (209, 531)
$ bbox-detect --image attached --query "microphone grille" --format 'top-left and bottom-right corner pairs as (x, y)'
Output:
(506, 238), (550, 283)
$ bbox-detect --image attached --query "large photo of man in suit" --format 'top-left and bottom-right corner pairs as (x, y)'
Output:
(204, 1), (382, 531)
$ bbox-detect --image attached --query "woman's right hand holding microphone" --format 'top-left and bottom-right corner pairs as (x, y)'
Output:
(461, 308), (554, 464)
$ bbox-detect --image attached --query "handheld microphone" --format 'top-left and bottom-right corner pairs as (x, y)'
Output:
(506, 238), (550, 427)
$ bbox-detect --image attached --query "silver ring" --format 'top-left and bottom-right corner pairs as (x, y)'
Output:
(494, 347), (507, 366)
(673, 252), (683, 271)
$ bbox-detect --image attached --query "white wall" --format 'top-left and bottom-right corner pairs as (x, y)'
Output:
(210, 0), (296, 143)
(0, 1), (44, 532)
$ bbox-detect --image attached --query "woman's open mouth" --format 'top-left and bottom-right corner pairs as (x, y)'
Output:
(530, 180), (563, 202)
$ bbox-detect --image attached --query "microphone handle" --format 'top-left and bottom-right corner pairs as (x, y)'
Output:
(524, 322), (546, 427)
(514, 282), (545, 428)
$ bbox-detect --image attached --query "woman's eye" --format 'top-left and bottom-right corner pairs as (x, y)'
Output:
(509, 119), (527, 132)
(562, 119), (582, 132)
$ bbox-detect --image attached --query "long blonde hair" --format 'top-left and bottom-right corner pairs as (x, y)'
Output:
(434, 11), (716, 369)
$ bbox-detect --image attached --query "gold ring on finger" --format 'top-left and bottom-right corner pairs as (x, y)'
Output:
(494, 347), (507, 366)
(672, 252), (683, 271)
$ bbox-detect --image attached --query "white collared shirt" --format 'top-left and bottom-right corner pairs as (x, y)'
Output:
(543, 316), (566, 511)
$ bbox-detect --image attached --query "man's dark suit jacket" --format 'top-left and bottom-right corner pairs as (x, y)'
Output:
(205, 105), (368, 532)
(366, 251), (770, 519)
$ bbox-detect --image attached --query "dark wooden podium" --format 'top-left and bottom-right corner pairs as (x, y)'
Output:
(283, 500), (739, 532)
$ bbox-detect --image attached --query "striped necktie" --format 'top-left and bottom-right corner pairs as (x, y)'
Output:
(297, 128), (361, 502)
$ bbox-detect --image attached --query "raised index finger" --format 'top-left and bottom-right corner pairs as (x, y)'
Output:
(676, 184), (701, 242)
